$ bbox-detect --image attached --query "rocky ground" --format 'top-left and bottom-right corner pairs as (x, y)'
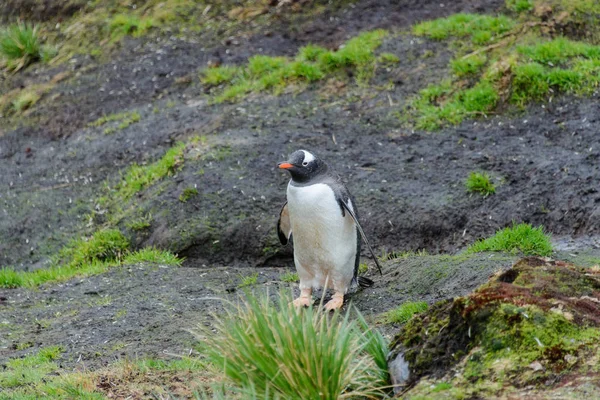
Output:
(2, 0), (600, 398)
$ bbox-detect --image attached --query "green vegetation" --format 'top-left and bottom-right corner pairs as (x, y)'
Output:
(198, 292), (389, 399)
(0, 23), (44, 70)
(467, 223), (552, 256)
(179, 186), (199, 202)
(111, 142), (185, 202)
(122, 246), (183, 265)
(280, 271), (299, 282)
(239, 272), (259, 287)
(88, 111), (141, 134)
(405, 4), (600, 130)
(399, 257), (600, 398)
(125, 214), (152, 231)
(202, 30), (388, 103)
(0, 346), (63, 389)
(0, 230), (182, 288)
(12, 90), (41, 112)
(0, 352), (210, 398)
(413, 13), (515, 45)
(109, 14), (154, 40)
(379, 301), (429, 324)
(466, 171), (496, 197)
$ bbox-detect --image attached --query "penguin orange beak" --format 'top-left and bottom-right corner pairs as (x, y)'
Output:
(278, 162), (293, 169)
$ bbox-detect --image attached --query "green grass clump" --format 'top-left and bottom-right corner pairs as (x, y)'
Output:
(0, 23), (42, 70)
(518, 37), (600, 64)
(125, 214), (152, 231)
(380, 301), (429, 324)
(451, 54), (487, 77)
(0, 229), (182, 288)
(58, 229), (130, 269)
(179, 186), (199, 202)
(413, 14), (515, 44)
(413, 80), (499, 130)
(122, 247), (183, 266)
(114, 142), (185, 201)
(506, 0), (534, 11)
(109, 14), (154, 40)
(198, 292), (389, 399)
(280, 271), (299, 282)
(466, 172), (496, 197)
(239, 272), (259, 287)
(203, 30), (388, 103)
(467, 223), (552, 256)
(0, 346), (62, 388)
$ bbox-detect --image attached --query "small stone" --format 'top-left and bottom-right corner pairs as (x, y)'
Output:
(528, 361), (544, 372)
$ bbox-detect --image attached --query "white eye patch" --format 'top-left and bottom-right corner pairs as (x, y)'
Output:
(301, 150), (315, 164)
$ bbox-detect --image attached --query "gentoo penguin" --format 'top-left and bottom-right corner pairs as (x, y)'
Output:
(277, 149), (382, 311)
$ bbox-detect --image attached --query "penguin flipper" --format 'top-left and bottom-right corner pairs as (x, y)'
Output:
(340, 200), (383, 275)
(277, 202), (292, 245)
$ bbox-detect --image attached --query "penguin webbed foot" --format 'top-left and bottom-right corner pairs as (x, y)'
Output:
(292, 288), (313, 308)
(324, 292), (344, 312)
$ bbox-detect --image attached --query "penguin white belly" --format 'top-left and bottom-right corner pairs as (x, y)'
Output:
(286, 182), (357, 291)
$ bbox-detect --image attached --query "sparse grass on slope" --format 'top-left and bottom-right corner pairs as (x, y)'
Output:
(198, 292), (389, 399)
(404, 1), (600, 130)
(467, 223), (552, 256)
(0, 230), (182, 288)
(201, 30), (388, 103)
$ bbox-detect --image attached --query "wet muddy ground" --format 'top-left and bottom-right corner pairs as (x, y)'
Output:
(2, 0), (600, 383)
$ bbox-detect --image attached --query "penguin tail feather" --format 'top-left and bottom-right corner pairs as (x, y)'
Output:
(357, 276), (374, 288)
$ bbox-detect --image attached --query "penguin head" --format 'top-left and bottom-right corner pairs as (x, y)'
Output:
(278, 150), (327, 183)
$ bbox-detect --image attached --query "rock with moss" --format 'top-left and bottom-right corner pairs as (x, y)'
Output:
(389, 257), (600, 398)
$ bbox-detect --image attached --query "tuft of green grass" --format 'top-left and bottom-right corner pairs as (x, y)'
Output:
(179, 186), (199, 202)
(517, 37), (600, 64)
(506, 0), (534, 12)
(122, 247), (183, 266)
(378, 52), (400, 65)
(467, 223), (553, 256)
(280, 271), (299, 282)
(0, 23), (42, 70)
(239, 272), (259, 287)
(466, 172), (496, 197)
(203, 30), (388, 103)
(0, 228), (183, 288)
(379, 301), (429, 324)
(198, 292), (389, 399)
(413, 13), (515, 44)
(109, 14), (154, 40)
(58, 229), (130, 269)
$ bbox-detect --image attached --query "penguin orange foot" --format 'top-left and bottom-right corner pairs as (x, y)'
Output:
(324, 292), (344, 311)
(292, 288), (312, 308)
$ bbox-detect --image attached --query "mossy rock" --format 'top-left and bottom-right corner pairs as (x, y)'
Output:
(389, 257), (600, 398)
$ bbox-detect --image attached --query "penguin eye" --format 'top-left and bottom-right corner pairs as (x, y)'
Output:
(302, 161), (309, 167)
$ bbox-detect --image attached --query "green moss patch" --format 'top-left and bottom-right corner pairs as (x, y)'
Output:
(392, 257), (600, 398)
(201, 30), (388, 103)
(404, 5), (600, 130)
(467, 223), (552, 256)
